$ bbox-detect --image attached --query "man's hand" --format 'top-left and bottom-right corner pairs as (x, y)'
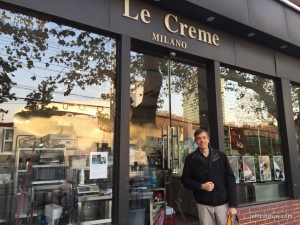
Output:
(201, 181), (214, 191)
(228, 207), (237, 216)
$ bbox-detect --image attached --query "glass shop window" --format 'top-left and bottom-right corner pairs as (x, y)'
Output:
(291, 83), (300, 165)
(0, 7), (116, 225)
(221, 67), (287, 206)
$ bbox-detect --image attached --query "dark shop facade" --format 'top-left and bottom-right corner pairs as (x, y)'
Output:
(1, 0), (300, 224)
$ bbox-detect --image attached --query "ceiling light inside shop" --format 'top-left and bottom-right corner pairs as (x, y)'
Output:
(248, 33), (255, 37)
(207, 17), (215, 22)
(280, 45), (287, 49)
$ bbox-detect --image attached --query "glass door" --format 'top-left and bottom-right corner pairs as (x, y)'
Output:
(129, 50), (208, 225)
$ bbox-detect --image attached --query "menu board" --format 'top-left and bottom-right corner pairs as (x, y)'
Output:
(227, 156), (239, 183)
(273, 156), (285, 181)
(259, 156), (272, 181)
(242, 156), (256, 182)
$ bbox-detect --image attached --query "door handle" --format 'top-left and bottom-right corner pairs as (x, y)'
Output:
(161, 127), (165, 169)
(162, 126), (171, 170)
(176, 126), (181, 172)
(167, 126), (171, 170)
(171, 127), (176, 172)
(172, 126), (181, 173)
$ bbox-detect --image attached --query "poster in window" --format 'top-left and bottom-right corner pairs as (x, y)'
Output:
(90, 152), (108, 179)
(227, 156), (239, 183)
(273, 156), (285, 181)
(259, 156), (272, 181)
(242, 156), (256, 182)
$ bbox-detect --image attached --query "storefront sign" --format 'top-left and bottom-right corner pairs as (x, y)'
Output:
(123, 0), (220, 49)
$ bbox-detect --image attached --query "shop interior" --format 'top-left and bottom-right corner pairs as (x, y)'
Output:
(0, 102), (114, 225)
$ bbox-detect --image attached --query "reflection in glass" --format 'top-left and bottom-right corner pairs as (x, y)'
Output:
(221, 68), (280, 155)
(129, 51), (207, 223)
(0, 8), (115, 224)
(291, 84), (300, 164)
(221, 67), (286, 205)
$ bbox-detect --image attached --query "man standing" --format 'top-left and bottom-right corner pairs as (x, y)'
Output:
(181, 129), (237, 225)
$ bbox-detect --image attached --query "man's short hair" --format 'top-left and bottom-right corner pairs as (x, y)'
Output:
(194, 128), (209, 138)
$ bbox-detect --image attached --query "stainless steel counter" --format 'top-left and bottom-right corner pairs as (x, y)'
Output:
(77, 194), (112, 224)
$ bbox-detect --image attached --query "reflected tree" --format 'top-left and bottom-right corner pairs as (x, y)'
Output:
(130, 53), (199, 126)
(291, 85), (300, 119)
(130, 54), (164, 126)
(221, 68), (278, 125)
(0, 10), (115, 123)
(19, 81), (58, 118)
(1, 9), (279, 128)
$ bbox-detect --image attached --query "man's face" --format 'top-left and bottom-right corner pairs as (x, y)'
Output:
(195, 132), (210, 149)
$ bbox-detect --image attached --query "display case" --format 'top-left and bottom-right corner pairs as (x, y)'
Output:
(76, 195), (112, 225)
(67, 161), (113, 225)
(15, 148), (67, 188)
(14, 147), (114, 225)
(14, 147), (69, 224)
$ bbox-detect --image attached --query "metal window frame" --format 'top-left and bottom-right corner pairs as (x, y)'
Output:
(112, 35), (131, 225)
